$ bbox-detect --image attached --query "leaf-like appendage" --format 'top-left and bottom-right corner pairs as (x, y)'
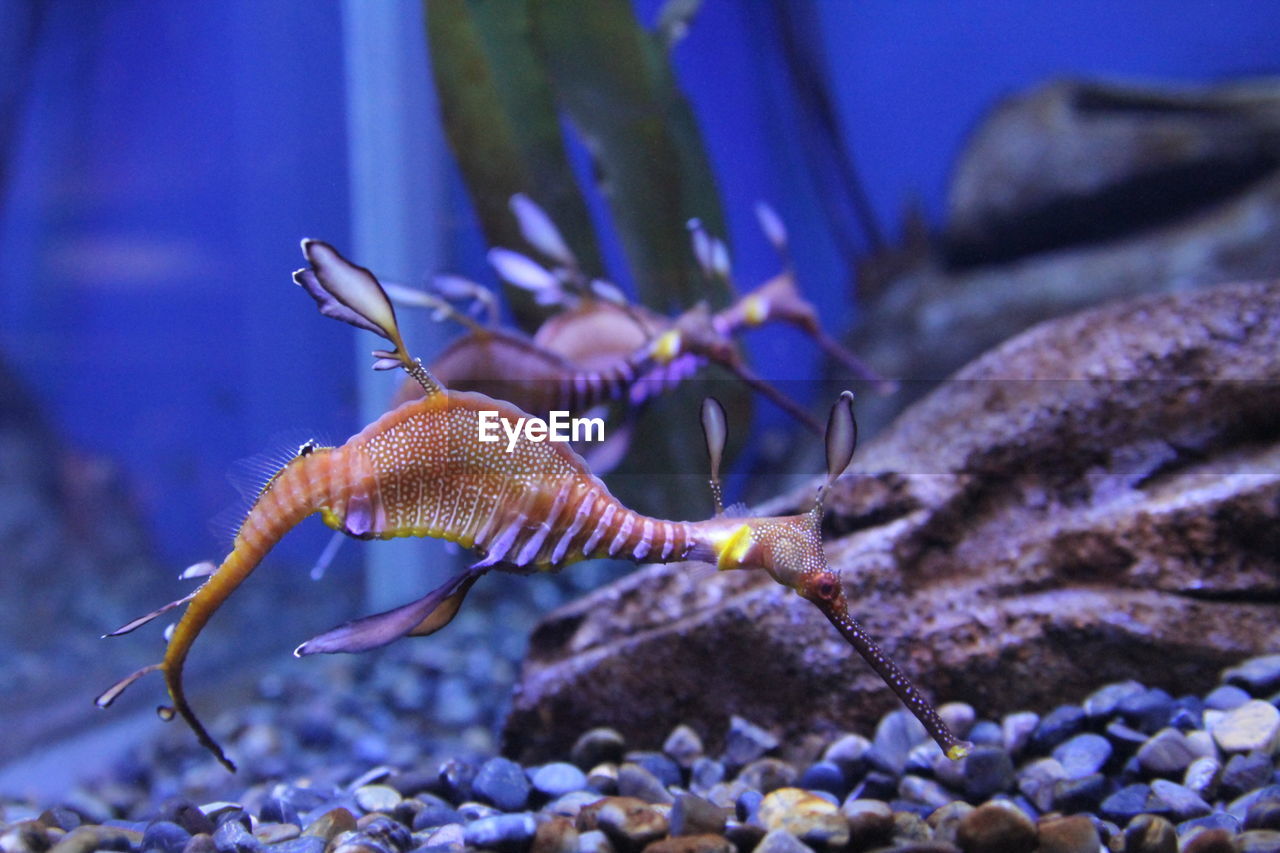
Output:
(825, 390), (858, 488)
(298, 240), (400, 343)
(511, 193), (576, 268)
(700, 396), (727, 482)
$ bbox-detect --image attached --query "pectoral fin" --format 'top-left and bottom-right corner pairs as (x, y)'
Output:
(294, 568), (481, 656)
(406, 571), (482, 637)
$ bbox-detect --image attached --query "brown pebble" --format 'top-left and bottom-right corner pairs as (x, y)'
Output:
(1237, 829), (1280, 853)
(254, 823), (300, 844)
(47, 827), (101, 853)
(303, 807), (358, 842)
(894, 811), (933, 844)
(642, 834), (735, 853)
(928, 803), (975, 845)
(532, 816), (579, 853)
(180, 833), (216, 853)
(585, 796), (670, 851)
(1123, 814), (1175, 853)
(736, 759), (798, 794)
(955, 803), (1036, 853)
(757, 788), (848, 849)
(842, 799), (894, 850)
(1036, 816), (1099, 853)
(1181, 828), (1237, 853)
(572, 728), (628, 768)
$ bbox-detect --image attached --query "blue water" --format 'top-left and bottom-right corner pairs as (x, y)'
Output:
(1, 0), (1278, 569)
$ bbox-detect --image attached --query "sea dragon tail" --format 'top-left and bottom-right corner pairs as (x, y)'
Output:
(98, 448), (336, 771)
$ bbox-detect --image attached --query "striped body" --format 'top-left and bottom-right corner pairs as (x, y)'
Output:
(330, 390), (700, 570)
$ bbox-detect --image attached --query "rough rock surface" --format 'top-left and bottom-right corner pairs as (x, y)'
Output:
(504, 280), (1280, 762)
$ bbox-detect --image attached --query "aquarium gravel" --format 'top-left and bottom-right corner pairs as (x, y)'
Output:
(4, 653), (1280, 853)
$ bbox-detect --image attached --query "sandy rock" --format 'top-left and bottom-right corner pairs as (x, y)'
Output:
(505, 281), (1280, 760)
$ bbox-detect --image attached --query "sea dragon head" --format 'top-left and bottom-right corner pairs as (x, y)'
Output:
(699, 392), (971, 761)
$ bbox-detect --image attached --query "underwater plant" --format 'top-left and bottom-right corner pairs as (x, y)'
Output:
(95, 240), (970, 772)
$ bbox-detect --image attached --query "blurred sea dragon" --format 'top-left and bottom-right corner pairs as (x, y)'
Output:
(96, 240), (967, 772)
(388, 196), (891, 442)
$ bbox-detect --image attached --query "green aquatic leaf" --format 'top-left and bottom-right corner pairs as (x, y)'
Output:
(530, 0), (729, 311)
(424, 0), (602, 320)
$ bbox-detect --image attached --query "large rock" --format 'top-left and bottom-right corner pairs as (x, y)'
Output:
(504, 280), (1280, 762)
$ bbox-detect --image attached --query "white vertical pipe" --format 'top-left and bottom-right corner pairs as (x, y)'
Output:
(340, 0), (453, 612)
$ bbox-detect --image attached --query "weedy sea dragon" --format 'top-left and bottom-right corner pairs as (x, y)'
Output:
(96, 240), (971, 772)
(385, 197), (893, 434)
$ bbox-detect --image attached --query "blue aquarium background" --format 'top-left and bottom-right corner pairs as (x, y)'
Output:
(1, 0), (1278, 797)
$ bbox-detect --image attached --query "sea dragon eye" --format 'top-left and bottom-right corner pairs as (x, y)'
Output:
(813, 574), (839, 601)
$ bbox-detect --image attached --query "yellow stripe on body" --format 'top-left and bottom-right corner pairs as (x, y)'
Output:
(711, 523), (753, 571)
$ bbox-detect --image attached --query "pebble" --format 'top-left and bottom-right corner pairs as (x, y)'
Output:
(532, 816), (577, 853)
(954, 802), (1036, 853)
(1237, 829), (1280, 853)
(668, 794), (726, 837)
(1150, 778), (1212, 820)
(352, 785), (401, 815)
(1222, 752), (1275, 798)
(796, 762), (844, 799)
(1224, 655), (1280, 695)
(1247, 789), (1280, 831)
(642, 835), (733, 853)
(1051, 732), (1112, 779)
(1116, 688), (1177, 734)
(588, 797), (669, 850)
(473, 757), (532, 812)
(462, 813), (537, 851)
(1015, 757), (1068, 812)
(840, 800), (894, 850)
(662, 726), (705, 768)
(1084, 680), (1147, 719)
(1052, 772), (1108, 813)
(1207, 685), (1253, 711)
(1184, 755), (1223, 800)
(749, 829), (810, 853)
(757, 789), (848, 849)
(1123, 814), (1176, 853)
(532, 763), (590, 800)
(1034, 815), (1099, 853)
(1001, 712), (1040, 757)
(736, 759), (797, 794)
(571, 729), (627, 770)
(211, 820), (263, 853)
(1026, 705), (1086, 755)
(1183, 828), (1238, 853)
(1213, 700), (1280, 754)
(1100, 784), (1171, 823)
(624, 752), (682, 788)
(898, 775), (958, 811)
(927, 800), (974, 845)
(1137, 727), (1199, 777)
(688, 759), (725, 795)
(871, 710), (929, 775)
(820, 733), (870, 777)
(616, 763), (675, 805)
(721, 717), (779, 770)
(956, 744), (1016, 800)
(141, 821), (191, 853)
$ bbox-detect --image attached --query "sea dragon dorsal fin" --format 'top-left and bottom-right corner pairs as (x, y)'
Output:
(294, 239), (444, 396)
